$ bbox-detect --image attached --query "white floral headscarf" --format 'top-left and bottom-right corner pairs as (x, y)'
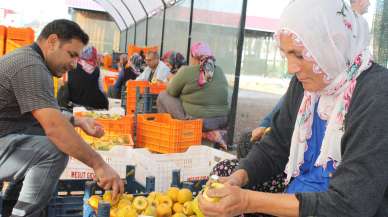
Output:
(278, 0), (372, 183)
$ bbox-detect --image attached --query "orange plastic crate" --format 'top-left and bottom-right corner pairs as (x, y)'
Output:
(0, 39), (4, 56)
(74, 113), (134, 149)
(136, 113), (203, 153)
(0, 26), (6, 55)
(103, 55), (112, 68)
(126, 80), (167, 113)
(103, 75), (118, 92)
(7, 27), (34, 42)
(5, 39), (23, 54)
(0, 26), (6, 37)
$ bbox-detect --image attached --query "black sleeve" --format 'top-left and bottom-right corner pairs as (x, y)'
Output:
(238, 77), (303, 185)
(296, 76), (388, 216)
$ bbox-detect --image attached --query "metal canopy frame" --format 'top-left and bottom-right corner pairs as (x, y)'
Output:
(94, 0), (248, 146)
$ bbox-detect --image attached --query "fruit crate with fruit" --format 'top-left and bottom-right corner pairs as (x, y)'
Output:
(60, 145), (135, 180)
(74, 111), (134, 150)
(125, 81), (166, 114)
(84, 168), (204, 217)
(47, 165), (155, 217)
(132, 145), (236, 192)
(136, 113), (202, 153)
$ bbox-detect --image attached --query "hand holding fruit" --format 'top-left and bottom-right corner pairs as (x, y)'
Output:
(217, 169), (249, 187)
(198, 182), (250, 217)
(93, 162), (124, 201)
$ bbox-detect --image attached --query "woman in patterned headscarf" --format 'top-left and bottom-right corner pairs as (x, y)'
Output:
(59, 46), (108, 110)
(108, 53), (144, 99)
(198, 0), (388, 216)
(162, 50), (186, 74)
(157, 42), (229, 133)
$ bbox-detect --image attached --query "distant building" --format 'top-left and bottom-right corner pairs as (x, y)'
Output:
(66, 0), (120, 53)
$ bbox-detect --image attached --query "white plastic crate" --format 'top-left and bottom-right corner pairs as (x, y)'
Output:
(132, 145), (236, 191)
(60, 145), (134, 180)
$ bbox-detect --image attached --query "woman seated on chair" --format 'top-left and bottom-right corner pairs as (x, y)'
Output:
(157, 42), (229, 131)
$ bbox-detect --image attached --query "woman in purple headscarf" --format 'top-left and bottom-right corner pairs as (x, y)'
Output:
(157, 42), (229, 132)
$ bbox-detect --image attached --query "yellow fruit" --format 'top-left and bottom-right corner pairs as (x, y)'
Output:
(158, 195), (173, 208)
(156, 203), (172, 217)
(172, 213), (187, 217)
(172, 202), (184, 214)
(203, 182), (224, 203)
(117, 199), (132, 209)
(103, 191), (119, 206)
(110, 207), (119, 217)
(88, 195), (102, 210)
(142, 205), (157, 216)
(191, 197), (204, 217)
(116, 205), (138, 217)
(120, 193), (134, 202)
(183, 201), (194, 216)
(166, 187), (180, 202)
(177, 189), (193, 204)
(132, 196), (148, 211)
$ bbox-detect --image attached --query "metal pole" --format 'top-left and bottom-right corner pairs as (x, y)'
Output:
(227, 0), (247, 146)
(106, 1), (128, 31)
(121, 0), (137, 45)
(160, 0), (167, 57)
(124, 30), (128, 52)
(186, 0), (194, 63)
(139, 0), (149, 46)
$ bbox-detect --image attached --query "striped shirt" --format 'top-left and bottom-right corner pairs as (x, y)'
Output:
(0, 46), (59, 137)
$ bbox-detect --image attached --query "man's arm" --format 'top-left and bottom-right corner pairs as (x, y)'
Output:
(32, 108), (124, 198)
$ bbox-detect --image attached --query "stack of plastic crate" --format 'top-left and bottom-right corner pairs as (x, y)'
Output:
(6, 27), (34, 54)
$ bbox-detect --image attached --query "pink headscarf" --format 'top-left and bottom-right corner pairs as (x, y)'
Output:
(78, 46), (98, 74)
(191, 42), (216, 87)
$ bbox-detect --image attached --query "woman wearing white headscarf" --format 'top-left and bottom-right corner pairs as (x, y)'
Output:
(198, 0), (388, 216)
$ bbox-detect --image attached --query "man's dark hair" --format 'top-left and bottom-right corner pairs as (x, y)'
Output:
(38, 19), (89, 45)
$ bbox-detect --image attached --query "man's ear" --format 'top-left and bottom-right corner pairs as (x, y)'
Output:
(46, 34), (59, 50)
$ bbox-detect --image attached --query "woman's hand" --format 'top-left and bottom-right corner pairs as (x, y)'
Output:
(218, 169), (249, 187)
(198, 183), (250, 217)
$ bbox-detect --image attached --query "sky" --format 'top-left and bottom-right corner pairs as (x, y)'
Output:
(247, 0), (377, 28)
(0, 0), (69, 27)
(0, 0), (378, 30)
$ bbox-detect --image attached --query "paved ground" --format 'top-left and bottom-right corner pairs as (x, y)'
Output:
(232, 89), (282, 143)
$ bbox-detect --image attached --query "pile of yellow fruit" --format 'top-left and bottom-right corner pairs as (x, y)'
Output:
(82, 111), (123, 120)
(89, 135), (131, 151)
(88, 187), (197, 217)
(88, 175), (226, 217)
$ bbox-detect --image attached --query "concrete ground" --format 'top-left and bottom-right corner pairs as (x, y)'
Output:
(233, 89), (282, 143)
